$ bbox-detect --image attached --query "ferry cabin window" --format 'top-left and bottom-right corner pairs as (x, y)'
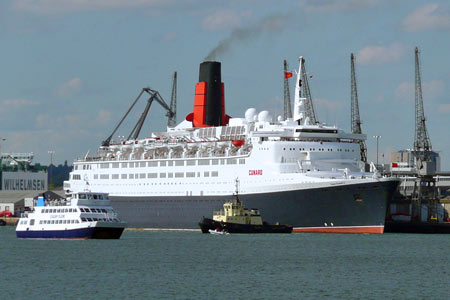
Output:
(129, 174), (134, 179)
(160, 173), (167, 178)
(204, 171), (210, 177)
(112, 174), (119, 179)
(227, 159), (237, 165)
(94, 174), (98, 179)
(239, 159), (245, 165)
(79, 194), (87, 199)
(100, 174), (109, 179)
(112, 163), (119, 168)
(168, 173), (173, 178)
(186, 172), (195, 178)
(186, 160), (195, 166)
(121, 174), (127, 179)
(148, 173), (157, 178)
(139, 173), (145, 179)
(175, 160), (184, 167)
(140, 162), (146, 167)
(168, 161), (174, 166)
(175, 172), (184, 178)
(100, 163), (110, 169)
(80, 208), (85, 212)
(122, 162), (128, 168)
(148, 161), (158, 167)
(212, 171), (218, 177)
(160, 161), (166, 167)
(212, 159), (218, 165)
(130, 163), (135, 168)
(81, 218), (87, 222)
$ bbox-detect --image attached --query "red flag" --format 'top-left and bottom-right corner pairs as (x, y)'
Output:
(284, 72), (293, 79)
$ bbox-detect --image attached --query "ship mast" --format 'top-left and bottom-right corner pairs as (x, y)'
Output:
(293, 57), (317, 125)
(283, 60), (292, 120)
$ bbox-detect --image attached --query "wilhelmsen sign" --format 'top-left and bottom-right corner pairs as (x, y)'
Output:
(1, 171), (47, 191)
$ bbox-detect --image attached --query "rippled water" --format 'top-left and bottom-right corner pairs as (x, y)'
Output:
(1, 227), (449, 300)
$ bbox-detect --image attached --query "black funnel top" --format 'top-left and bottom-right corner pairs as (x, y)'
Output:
(199, 61), (222, 126)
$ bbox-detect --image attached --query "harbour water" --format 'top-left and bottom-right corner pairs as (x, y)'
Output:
(1, 227), (449, 299)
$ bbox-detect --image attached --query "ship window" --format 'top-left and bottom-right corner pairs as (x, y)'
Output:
(51, 220), (55, 224)
(101, 209), (107, 213)
(212, 160), (218, 165)
(239, 159), (245, 164)
(204, 171), (210, 177)
(94, 174), (98, 179)
(148, 173), (157, 178)
(175, 160), (184, 166)
(58, 220), (63, 224)
(81, 218), (87, 222)
(65, 209), (68, 213)
(129, 174), (134, 179)
(175, 172), (184, 178)
(76, 220), (80, 223)
(87, 218), (93, 221)
(186, 172), (195, 178)
(148, 161), (158, 167)
(79, 194), (86, 199)
(220, 159), (225, 165)
(168, 173), (173, 178)
(198, 159), (210, 165)
(100, 163), (110, 169)
(140, 162), (146, 167)
(120, 174), (126, 179)
(160, 173), (166, 178)
(100, 174), (109, 180)
(39, 220), (43, 224)
(212, 171), (218, 177)
(80, 208), (85, 212)
(186, 160), (195, 166)
(227, 159), (237, 165)
(112, 163), (119, 168)
(121, 162), (128, 168)
(139, 173), (145, 179)
(168, 161), (173, 166)
(68, 208), (72, 212)
(160, 161), (166, 167)
(129, 163), (135, 168)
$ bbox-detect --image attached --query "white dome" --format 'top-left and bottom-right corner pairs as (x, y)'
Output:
(257, 110), (272, 122)
(245, 108), (257, 122)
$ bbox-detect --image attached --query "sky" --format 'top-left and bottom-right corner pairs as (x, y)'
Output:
(0, 0), (449, 169)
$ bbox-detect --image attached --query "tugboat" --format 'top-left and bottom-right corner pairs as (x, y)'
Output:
(199, 180), (292, 234)
(16, 191), (127, 239)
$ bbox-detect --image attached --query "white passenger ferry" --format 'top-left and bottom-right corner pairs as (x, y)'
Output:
(16, 192), (126, 239)
(64, 57), (399, 233)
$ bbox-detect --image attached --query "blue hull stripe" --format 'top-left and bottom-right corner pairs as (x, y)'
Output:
(17, 227), (95, 239)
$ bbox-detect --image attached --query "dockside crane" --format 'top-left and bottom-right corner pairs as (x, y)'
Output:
(102, 81), (176, 146)
(283, 60), (292, 120)
(350, 53), (367, 163)
(298, 57), (318, 124)
(410, 47), (438, 221)
(168, 71), (177, 128)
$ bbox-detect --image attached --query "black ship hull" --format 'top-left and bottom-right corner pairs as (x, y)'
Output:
(199, 217), (292, 234)
(109, 180), (398, 234)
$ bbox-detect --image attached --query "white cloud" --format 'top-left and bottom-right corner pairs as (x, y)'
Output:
(402, 4), (450, 32)
(301, 0), (379, 12)
(394, 80), (445, 102)
(97, 109), (112, 125)
(0, 98), (39, 108)
(12, 0), (167, 14)
(54, 77), (82, 98)
(203, 10), (251, 31)
(356, 43), (405, 65)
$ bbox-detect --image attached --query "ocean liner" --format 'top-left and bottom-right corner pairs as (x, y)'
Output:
(64, 57), (399, 233)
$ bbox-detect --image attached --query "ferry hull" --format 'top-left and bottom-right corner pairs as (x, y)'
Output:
(16, 227), (125, 239)
(109, 180), (398, 234)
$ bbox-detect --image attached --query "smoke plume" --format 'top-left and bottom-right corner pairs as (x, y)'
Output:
(204, 13), (291, 61)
